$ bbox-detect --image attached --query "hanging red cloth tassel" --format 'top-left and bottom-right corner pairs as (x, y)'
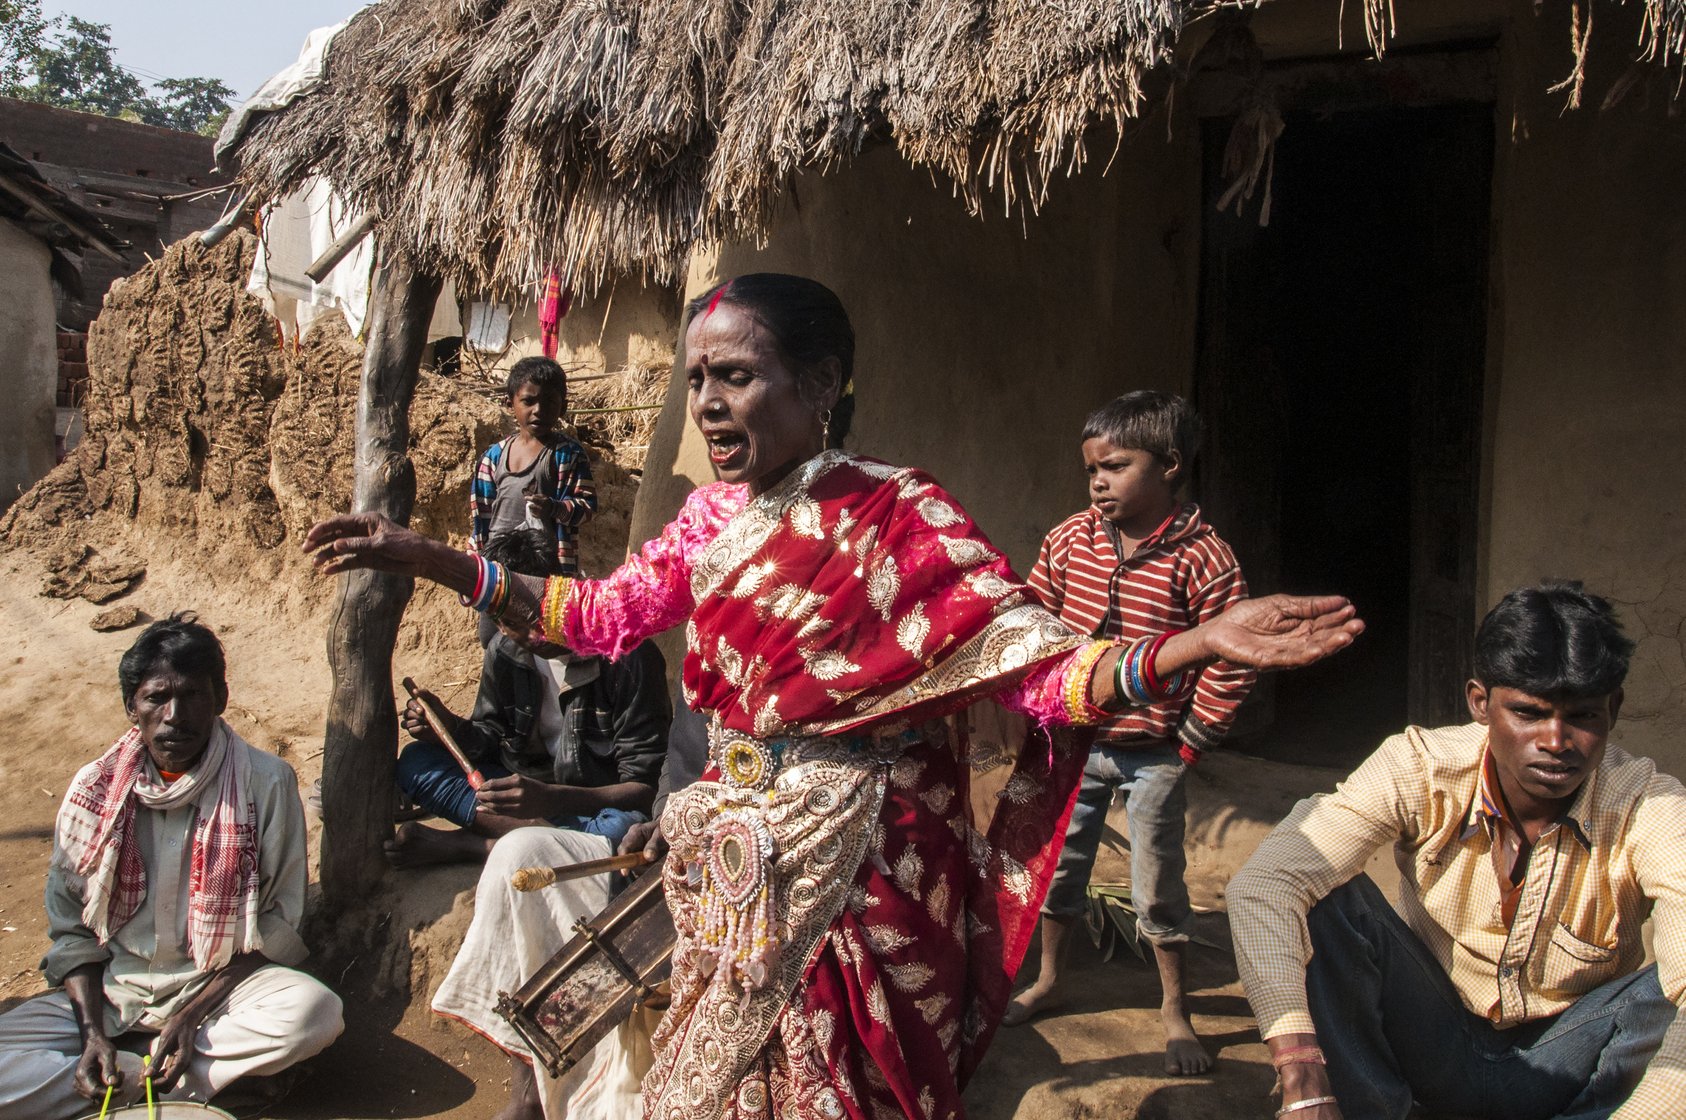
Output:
(537, 271), (572, 359)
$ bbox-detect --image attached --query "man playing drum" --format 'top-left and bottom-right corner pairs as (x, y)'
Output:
(430, 703), (710, 1120)
(0, 615), (343, 1119)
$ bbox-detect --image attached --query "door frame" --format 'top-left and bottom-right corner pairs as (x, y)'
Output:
(1185, 40), (1503, 732)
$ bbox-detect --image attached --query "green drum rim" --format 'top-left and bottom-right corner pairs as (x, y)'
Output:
(74, 1103), (237, 1119)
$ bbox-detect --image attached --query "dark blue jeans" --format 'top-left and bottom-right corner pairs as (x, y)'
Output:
(1306, 875), (1674, 1120)
(395, 741), (643, 850)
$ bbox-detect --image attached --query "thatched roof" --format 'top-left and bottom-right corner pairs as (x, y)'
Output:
(225, 0), (1685, 298)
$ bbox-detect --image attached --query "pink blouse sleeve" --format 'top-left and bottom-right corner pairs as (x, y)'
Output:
(555, 484), (744, 661)
(994, 656), (1084, 728)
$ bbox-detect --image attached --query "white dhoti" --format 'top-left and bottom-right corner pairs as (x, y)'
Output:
(431, 826), (649, 1120)
(0, 964), (343, 1120)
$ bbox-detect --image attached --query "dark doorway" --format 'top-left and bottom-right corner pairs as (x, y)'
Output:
(1193, 96), (1493, 767)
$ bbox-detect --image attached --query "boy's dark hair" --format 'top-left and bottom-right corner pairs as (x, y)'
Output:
(1082, 391), (1203, 469)
(505, 356), (568, 404)
(1473, 581), (1634, 699)
(686, 274), (856, 448)
(119, 612), (227, 708)
(483, 528), (562, 578)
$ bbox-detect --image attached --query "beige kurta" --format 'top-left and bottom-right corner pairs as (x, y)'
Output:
(1, 738), (339, 1120)
(42, 744), (310, 1036)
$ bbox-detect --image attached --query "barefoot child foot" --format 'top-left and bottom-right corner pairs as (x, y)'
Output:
(1002, 914), (1075, 1026)
(1163, 1021), (1211, 1076)
(1155, 941), (1212, 1075)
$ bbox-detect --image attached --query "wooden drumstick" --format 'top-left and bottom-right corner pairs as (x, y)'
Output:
(511, 850), (656, 891)
(401, 676), (486, 790)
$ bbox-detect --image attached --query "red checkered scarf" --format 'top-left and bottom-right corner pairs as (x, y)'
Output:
(54, 719), (262, 971)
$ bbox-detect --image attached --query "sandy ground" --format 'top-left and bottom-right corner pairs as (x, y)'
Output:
(0, 547), (1388, 1120)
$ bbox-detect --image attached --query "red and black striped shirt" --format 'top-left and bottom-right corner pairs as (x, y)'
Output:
(1028, 503), (1255, 763)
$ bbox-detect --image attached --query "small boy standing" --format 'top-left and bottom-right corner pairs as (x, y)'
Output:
(1006, 390), (1255, 1077)
(470, 356), (597, 574)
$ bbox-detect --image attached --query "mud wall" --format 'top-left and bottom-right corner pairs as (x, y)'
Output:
(0, 218), (57, 513)
(457, 279), (679, 389)
(1481, 7), (1686, 768)
(1, 233), (642, 661)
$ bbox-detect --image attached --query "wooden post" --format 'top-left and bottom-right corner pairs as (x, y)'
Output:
(319, 245), (441, 910)
(305, 211), (377, 282)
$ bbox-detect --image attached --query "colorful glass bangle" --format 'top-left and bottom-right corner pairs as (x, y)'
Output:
(460, 553), (496, 611)
(1132, 639), (1154, 702)
(1112, 638), (1139, 706)
(1112, 638), (1131, 704)
(488, 562), (515, 620)
(1141, 631), (1176, 694)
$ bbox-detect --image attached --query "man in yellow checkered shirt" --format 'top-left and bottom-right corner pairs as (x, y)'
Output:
(1230, 583), (1683, 1120)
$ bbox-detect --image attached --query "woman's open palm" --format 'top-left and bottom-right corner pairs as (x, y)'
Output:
(1205, 595), (1364, 670)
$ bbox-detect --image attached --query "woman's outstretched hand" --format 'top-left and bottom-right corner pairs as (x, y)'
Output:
(303, 512), (437, 578)
(1201, 595), (1364, 670)
(305, 513), (544, 633)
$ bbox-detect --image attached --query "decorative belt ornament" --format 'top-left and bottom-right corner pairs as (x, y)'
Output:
(695, 809), (780, 989)
(719, 736), (779, 791)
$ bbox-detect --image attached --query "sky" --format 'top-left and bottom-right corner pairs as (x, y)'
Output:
(43, 1), (367, 101)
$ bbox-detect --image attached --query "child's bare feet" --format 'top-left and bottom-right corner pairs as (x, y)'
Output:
(1162, 1006), (1212, 1075)
(1153, 941), (1211, 1075)
(382, 822), (494, 868)
(1001, 976), (1064, 1026)
(1003, 914), (1075, 1026)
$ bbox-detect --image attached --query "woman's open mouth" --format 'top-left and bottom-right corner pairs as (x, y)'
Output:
(706, 430), (748, 468)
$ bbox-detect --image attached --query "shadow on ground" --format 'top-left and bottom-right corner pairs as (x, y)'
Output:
(267, 862), (498, 1120)
(967, 923), (1278, 1120)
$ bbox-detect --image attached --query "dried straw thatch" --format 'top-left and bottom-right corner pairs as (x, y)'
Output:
(226, 0), (1686, 298)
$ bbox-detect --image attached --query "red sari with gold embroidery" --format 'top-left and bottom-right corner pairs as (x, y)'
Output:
(545, 452), (1104, 1120)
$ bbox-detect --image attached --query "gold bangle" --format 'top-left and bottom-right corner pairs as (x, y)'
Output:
(1062, 641), (1112, 725)
(1275, 1097), (1338, 1117)
(542, 575), (573, 639)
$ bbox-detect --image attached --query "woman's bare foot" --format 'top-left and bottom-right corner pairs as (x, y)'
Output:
(491, 1055), (543, 1120)
(383, 822), (495, 868)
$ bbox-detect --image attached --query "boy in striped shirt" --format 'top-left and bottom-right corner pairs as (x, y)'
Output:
(1005, 390), (1255, 1077)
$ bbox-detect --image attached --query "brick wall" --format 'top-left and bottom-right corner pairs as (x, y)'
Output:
(56, 329), (86, 408)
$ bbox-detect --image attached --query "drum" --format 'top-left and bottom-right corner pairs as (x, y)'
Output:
(76, 1103), (236, 1119)
(497, 865), (676, 1078)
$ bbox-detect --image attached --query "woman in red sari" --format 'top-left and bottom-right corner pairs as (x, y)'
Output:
(306, 275), (1361, 1120)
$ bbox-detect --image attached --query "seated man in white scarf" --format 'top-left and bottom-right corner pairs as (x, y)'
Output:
(0, 613), (344, 1119)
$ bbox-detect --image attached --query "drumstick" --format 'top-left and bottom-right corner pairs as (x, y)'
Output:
(401, 676), (486, 790)
(511, 850), (655, 891)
